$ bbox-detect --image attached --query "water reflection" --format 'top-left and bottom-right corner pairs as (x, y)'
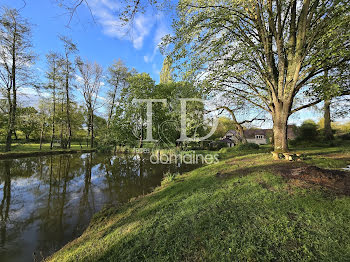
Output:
(0, 153), (199, 262)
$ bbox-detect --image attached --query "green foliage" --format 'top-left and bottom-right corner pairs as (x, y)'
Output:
(211, 117), (236, 140)
(159, 56), (174, 84)
(111, 73), (204, 147)
(236, 143), (260, 150)
(17, 107), (39, 140)
(296, 120), (320, 141)
(161, 171), (178, 184)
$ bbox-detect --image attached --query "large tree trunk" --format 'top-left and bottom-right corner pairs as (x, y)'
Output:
(272, 106), (289, 152)
(324, 100), (333, 140)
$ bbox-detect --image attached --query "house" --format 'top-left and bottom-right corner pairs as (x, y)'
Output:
(243, 129), (272, 145)
(222, 125), (296, 146)
(219, 130), (242, 147)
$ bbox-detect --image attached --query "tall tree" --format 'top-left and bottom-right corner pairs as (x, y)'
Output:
(45, 52), (62, 149)
(0, 7), (35, 151)
(310, 61), (350, 139)
(106, 59), (129, 129)
(59, 35), (77, 149)
(76, 57), (103, 148)
(323, 69), (334, 140)
(159, 56), (173, 84)
(167, 0), (350, 152)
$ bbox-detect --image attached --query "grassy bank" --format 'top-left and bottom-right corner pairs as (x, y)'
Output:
(46, 143), (350, 261)
(0, 143), (94, 159)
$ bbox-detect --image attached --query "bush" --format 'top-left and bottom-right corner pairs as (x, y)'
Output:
(296, 120), (320, 141)
(219, 143), (259, 153)
(339, 133), (350, 140)
(210, 141), (228, 151)
(236, 143), (260, 150)
(161, 172), (179, 185)
(219, 147), (236, 153)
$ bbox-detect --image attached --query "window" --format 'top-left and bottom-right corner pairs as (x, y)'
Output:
(256, 135), (264, 139)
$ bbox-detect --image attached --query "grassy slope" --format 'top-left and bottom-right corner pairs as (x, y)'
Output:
(48, 146), (350, 262)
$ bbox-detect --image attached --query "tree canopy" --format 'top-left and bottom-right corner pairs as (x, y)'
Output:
(165, 0), (350, 151)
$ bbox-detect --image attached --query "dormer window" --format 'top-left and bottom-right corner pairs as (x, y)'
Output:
(256, 135), (264, 139)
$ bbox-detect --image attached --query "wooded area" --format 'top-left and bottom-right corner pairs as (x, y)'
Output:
(1, 0), (349, 153)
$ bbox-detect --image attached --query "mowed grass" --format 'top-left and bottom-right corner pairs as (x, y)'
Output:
(0, 142), (90, 153)
(47, 145), (350, 262)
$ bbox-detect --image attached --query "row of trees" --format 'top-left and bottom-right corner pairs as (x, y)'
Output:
(0, 7), (110, 151)
(0, 5), (207, 152)
(0, 6), (103, 151)
(62, 0), (350, 153)
(2, 1), (350, 152)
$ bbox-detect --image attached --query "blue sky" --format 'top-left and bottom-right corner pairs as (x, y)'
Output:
(2, 0), (170, 81)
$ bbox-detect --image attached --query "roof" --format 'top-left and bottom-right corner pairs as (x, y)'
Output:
(220, 138), (235, 143)
(225, 125), (296, 140)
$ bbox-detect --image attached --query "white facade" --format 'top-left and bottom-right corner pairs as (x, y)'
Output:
(246, 135), (268, 145)
(223, 130), (269, 146)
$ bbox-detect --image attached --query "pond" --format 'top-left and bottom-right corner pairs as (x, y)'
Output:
(0, 153), (200, 262)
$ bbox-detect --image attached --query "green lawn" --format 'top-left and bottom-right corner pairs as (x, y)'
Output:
(0, 142), (90, 153)
(47, 144), (350, 262)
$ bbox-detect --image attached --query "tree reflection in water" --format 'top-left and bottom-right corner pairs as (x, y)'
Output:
(0, 153), (200, 262)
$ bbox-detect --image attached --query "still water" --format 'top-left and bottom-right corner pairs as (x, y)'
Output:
(0, 153), (200, 262)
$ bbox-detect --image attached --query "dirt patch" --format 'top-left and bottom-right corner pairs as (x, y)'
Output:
(218, 160), (350, 195)
(277, 164), (350, 196)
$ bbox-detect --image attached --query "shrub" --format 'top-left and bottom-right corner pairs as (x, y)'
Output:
(162, 172), (178, 185)
(296, 120), (320, 141)
(210, 141), (228, 151)
(339, 133), (350, 140)
(218, 143), (260, 153)
(236, 143), (260, 150)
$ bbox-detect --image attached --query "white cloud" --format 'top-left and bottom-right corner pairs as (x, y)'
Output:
(144, 55), (150, 63)
(154, 21), (170, 46)
(89, 0), (154, 49)
(143, 17), (170, 63)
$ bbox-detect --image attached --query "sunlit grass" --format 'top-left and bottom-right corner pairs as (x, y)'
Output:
(0, 142), (91, 153)
(47, 145), (350, 262)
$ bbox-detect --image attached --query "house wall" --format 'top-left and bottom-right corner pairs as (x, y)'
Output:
(246, 138), (268, 145)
